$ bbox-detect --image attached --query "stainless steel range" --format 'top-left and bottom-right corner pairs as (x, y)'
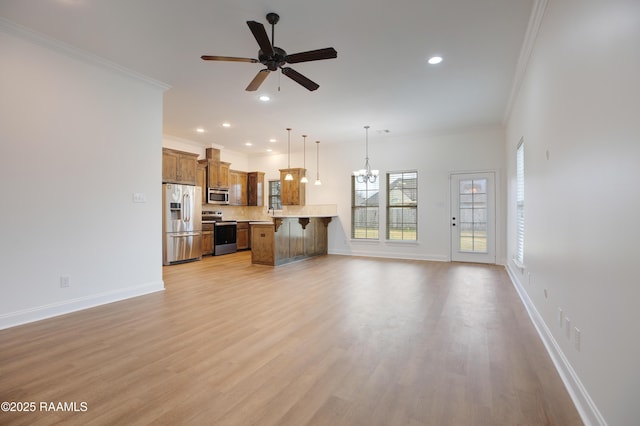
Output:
(202, 211), (237, 256)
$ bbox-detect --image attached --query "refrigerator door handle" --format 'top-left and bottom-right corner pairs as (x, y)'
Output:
(183, 192), (190, 222)
(186, 192), (191, 222)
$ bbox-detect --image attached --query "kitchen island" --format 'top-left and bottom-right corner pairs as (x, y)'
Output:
(250, 216), (333, 266)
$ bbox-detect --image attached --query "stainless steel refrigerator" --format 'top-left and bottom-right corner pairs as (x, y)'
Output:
(162, 183), (202, 265)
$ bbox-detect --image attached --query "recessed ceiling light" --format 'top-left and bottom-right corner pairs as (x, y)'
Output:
(222, 122), (231, 128)
(266, 148), (273, 152)
(196, 128), (205, 133)
(269, 138), (277, 143)
(245, 142), (253, 146)
(259, 95), (270, 102)
(428, 56), (443, 65)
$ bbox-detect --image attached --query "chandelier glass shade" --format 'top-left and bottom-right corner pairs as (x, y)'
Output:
(353, 125), (379, 183)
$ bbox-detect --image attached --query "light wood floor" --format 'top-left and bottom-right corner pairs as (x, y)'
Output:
(0, 252), (582, 425)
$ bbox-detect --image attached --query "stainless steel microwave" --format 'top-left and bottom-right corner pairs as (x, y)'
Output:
(207, 188), (229, 205)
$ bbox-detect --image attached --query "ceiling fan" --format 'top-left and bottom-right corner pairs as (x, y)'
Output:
(201, 12), (337, 92)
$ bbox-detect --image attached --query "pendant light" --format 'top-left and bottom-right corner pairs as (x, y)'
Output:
(314, 140), (322, 186)
(353, 125), (379, 183)
(284, 128), (293, 181)
(300, 134), (309, 183)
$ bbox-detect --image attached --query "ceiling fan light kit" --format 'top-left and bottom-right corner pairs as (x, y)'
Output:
(201, 12), (337, 92)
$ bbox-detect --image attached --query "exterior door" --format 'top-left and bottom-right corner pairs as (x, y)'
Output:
(450, 172), (496, 263)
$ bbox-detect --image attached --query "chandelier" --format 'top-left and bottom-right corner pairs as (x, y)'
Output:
(353, 125), (379, 183)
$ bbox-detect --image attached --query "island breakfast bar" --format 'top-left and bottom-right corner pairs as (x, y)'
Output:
(250, 216), (333, 266)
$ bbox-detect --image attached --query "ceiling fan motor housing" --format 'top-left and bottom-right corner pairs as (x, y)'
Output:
(259, 46), (287, 71)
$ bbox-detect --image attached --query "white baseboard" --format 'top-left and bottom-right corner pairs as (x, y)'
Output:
(0, 281), (165, 330)
(328, 249), (448, 262)
(505, 264), (607, 426)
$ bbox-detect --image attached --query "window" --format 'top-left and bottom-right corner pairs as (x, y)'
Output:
(268, 180), (282, 210)
(387, 171), (417, 240)
(516, 139), (525, 265)
(351, 176), (379, 239)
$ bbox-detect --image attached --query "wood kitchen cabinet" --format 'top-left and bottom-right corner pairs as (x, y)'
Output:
(203, 148), (230, 188)
(247, 172), (265, 206)
(162, 148), (198, 185)
(201, 223), (214, 255)
(251, 223), (275, 265)
(236, 222), (249, 250)
(229, 170), (248, 206)
(279, 168), (306, 206)
(209, 161), (230, 188)
(196, 162), (207, 202)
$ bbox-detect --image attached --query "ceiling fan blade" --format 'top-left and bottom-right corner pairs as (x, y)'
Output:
(286, 47), (338, 64)
(246, 20), (274, 56)
(246, 69), (270, 91)
(281, 67), (320, 91)
(201, 55), (259, 63)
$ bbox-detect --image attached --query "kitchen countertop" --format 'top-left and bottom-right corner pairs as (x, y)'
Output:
(269, 214), (337, 218)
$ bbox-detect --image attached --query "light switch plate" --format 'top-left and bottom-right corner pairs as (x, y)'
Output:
(132, 192), (146, 203)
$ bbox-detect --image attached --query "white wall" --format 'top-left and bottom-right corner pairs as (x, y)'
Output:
(250, 125), (506, 263)
(0, 22), (167, 328)
(505, 1), (640, 424)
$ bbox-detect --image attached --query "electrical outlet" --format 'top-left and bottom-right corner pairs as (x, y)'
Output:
(60, 276), (70, 288)
(565, 317), (571, 339)
(558, 308), (563, 327)
(574, 327), (581, 351)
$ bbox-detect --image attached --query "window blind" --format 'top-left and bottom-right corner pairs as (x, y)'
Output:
(516, 140), (525, 264)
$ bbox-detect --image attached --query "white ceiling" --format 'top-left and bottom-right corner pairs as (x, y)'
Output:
(0, 0), (533, 155)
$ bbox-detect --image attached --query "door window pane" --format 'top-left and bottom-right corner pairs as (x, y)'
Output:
(458, 178), (488, 253)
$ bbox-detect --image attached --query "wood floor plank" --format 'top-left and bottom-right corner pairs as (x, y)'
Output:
(0, 252), (582, 425)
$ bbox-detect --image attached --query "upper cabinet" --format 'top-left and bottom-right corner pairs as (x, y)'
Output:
(279, 168), (306, 206)
(162, 148), (198, 185)
(247, 172), (265, 206)
(229, 170), (248, 206)
(200, 148), (230, 189)
(196, 162), (207, 202)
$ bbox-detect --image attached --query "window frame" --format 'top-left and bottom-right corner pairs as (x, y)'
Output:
(386, 170), (418, 241)
(268, 179), (282, 210)
(351, 175), (380, 240)
(515, 138), (525, 266)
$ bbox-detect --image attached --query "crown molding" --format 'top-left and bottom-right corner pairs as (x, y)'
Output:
(502, 0), (549, 124)
(0, 17), (171, 91)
